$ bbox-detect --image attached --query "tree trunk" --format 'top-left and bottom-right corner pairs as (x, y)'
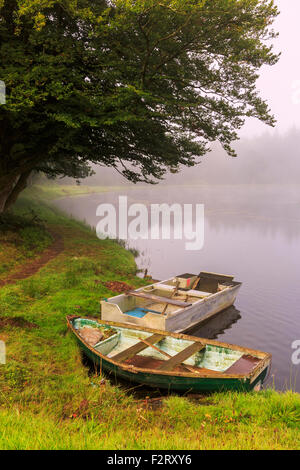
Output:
(0, 175), (18, 214)
(0, 170), (31, 215)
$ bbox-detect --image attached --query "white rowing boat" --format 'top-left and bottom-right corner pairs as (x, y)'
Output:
(100, 271), (242, 333)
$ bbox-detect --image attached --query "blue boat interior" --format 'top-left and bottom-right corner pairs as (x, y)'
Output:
(124, 307), (162, 318)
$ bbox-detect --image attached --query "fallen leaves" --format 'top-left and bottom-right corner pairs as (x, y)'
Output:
(102, 280), (135, 293)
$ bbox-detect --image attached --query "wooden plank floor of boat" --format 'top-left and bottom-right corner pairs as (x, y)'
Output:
(158, 342), (206, 372)
(111, 334), (165, 362)
(123, 354), (260, 376)
(225, 355), (260, 374)
(124, 355), (222, 376)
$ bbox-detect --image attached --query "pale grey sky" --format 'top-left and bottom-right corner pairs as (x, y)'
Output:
(240, 0), (300, 137)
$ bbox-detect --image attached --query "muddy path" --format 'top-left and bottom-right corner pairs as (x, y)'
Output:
(0, 231), (64, 288)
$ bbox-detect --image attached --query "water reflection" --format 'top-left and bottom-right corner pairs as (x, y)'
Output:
(187, 306), (242, 340)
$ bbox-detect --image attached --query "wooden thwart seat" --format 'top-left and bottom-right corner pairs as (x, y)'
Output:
(137, 337), (196, 373)
(158, 342), (206, 372)
(112, 333), (164, 363)
(127, 291), (192, 308)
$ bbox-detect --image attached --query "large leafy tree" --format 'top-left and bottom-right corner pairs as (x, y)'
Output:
(0, 0), (279, 213)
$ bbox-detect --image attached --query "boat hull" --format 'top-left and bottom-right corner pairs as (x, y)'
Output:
(78, 339), (269, 392)
(69, 317), (270, 393)
(167, 284), (241, 333)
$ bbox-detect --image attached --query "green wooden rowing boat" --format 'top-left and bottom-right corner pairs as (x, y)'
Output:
(67, 315), (271, 392)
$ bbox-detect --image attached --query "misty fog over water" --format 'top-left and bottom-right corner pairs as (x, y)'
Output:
(67, 128), (300, 187)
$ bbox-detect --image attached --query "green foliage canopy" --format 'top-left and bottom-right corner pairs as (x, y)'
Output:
(0, 0), (279, 211)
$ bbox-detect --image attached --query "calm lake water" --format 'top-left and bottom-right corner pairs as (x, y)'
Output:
(54, 185), (300, 392)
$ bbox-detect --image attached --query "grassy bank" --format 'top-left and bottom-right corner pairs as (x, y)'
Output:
(0, 189), (299, 450)
(23, 181), (140, 202)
